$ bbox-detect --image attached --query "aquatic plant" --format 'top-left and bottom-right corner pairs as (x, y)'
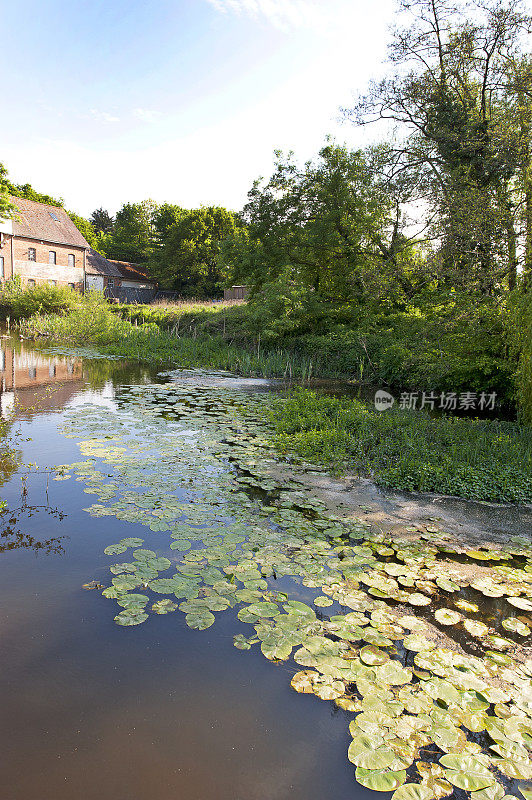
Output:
(52, 383), (532, 800)
(272, 390), (532, 503)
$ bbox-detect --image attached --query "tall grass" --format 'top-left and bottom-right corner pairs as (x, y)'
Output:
(273, 390), (532, 503)
(20, 296), (317, 379)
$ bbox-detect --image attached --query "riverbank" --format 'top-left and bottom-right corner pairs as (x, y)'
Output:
(15, 297), (532, 504)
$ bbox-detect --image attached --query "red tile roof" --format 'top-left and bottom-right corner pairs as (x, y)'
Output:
(107, 260), (155, 284)
(86, 249), (123, 277)
(10, 196), (90, 249)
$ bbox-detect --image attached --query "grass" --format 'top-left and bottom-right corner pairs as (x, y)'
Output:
(20, 298), (317, 379)
(272, 390), (532, 504)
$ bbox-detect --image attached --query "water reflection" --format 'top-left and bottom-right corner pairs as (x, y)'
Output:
(0, 500), (66, 555)
(0, 339), (83, 417)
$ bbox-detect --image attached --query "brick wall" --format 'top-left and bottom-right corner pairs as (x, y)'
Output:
(9, 236), (85, 288)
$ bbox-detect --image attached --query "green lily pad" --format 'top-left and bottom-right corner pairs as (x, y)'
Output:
(348, 735), (395, 769)
(356, 766), (407, 792)
(434, 609), (462, 625)
(439, 754), (495, 791)
(185, 610), (215, 630)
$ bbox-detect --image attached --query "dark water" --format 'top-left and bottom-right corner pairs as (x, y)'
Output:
(0, 338), (378, 800)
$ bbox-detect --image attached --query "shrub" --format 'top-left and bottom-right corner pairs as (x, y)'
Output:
(0, 278), (81, 319)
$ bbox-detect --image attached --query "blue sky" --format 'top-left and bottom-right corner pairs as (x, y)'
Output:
(2, 0), (396, 216)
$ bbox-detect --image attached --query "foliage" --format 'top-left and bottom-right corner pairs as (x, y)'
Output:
(150, 206), (238, 297)
(223, 143), (424, 308)
(347, 0), (532, 293)
(0, 279), (81, 319)
(99, 200), (157, 263)
(272, 390), (532, 502)
(0, 163), (14, 221)
(90, 207), (115, 234)
(508, 286), (532, 423)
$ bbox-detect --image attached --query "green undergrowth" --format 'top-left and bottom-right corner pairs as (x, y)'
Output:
(115, 299), (516, 406)
(19, 299), (316, 378)
(272, 390), (532, 504)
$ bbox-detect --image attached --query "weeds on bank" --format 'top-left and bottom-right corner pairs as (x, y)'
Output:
(273, 390), (532, 503)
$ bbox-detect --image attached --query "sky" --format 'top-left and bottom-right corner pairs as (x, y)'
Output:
(1, 0), (396, 217)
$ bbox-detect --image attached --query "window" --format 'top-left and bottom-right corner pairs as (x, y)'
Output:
(108, 278), (115, 288)
(28, 248), (36, 261)
(68, 282), (75, 289)
(49, 365), (56, 378)
(49, 280), (57, 287)
(68, 254), (75, 268)
(0, 257), (4, 279)
(0, 351), (5, 372)
(49, 211), (59, 221)
(49, 251), (56, 265)
(27, 279), (36, 288)
(28, 367), (37, 380)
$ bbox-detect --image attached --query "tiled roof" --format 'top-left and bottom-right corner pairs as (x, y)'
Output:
(108, 259), (155, 283)
(86, 249), (123, 277)
(10, 196), (90, 248)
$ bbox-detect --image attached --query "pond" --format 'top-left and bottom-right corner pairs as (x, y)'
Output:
(0, 336), (531, 800)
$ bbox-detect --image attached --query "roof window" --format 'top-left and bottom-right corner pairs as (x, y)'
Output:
(49, 211), (59, 221)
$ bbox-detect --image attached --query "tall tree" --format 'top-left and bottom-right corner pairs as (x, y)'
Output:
(103, 200), (158, 262)
(345, 0), (531, 293)
(150, 206), (237, 297)
(0, 164), (14, 221)
(90, 208), (115, 235)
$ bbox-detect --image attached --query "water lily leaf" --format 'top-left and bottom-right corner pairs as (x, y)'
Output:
(291, 670), (316, 694)
(439, 754), (495, 791)
(152, 599), (177, 614)
(104, 543), (127, 555)
(114, 609), (148, 626)
(375, 661), (412, 686)
(233, 634), (258, 650)
(185, 610), (215, 630)
(355, 766), (407, 792)
(314, 595), (333, 607)
(507, 597), (532, 611)
(261, 638), (293, 661)
(119, 537), (144, 548)
(348, 735), (395, 769)
(360, 645), (389, 666)
(392, 784), (432, 800)
(408, 593), (432, 606)
(502, 617), (530, 636)
(464, 619), (488, 637)
(434, 609), (462, 625)
(471, 783), (505, 800)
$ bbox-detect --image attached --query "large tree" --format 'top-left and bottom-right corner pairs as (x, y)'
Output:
(150, 206), (237, 297)
(345, 0), (531, 293)
(223, 143), (425, 308)
(90, 208), (115, 235)
(103, 200), (158, 262)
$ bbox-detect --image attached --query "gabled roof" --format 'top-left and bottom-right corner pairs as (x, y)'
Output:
(86, 249), (123, 277)
(9, 196), (90, 249)
(108, 259), (155, 284)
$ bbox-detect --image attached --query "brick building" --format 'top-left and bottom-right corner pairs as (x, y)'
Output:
(0, 196), (89, 288)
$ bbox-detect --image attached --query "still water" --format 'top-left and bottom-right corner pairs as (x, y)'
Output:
(0, 337), (530, 800)
(0, 338), (373, 800)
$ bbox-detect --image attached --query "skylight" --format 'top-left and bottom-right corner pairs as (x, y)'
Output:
(49, 211), (59, 221)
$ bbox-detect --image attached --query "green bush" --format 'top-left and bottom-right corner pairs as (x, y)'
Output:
(273, 390), (532, 503)
(0, 278), (81, 319)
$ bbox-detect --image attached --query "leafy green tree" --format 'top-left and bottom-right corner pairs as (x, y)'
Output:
(103, 200), (158, 262)
(151, 206), (237, 297)
(224, 144), (423, 307)
(90, 208), (115, 235)
(0, 164), (13, 221)
(346, 0), (531, 294)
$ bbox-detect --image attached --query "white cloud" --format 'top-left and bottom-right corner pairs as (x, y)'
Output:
(87, 108), (120, 123)
(204, 0), (352, 32)
(132, 108), (162, 124)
